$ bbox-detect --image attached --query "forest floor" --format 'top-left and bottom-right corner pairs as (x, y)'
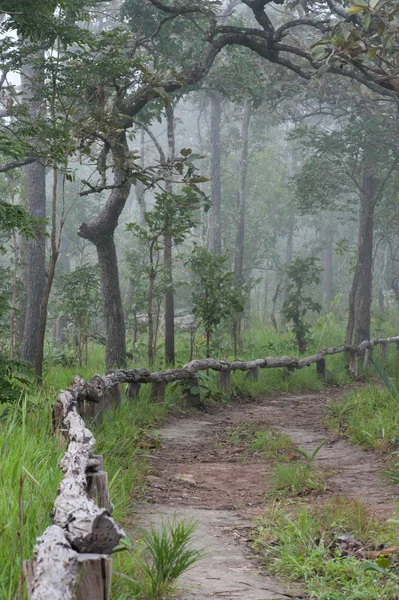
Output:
(129, 391), (399, 599)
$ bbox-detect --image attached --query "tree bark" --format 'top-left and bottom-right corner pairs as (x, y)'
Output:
(78, 132), (130, 371)
(280, 220), (294, 313)
(35, 170), (61, 379)
(323, 227), (334, 310)
(137, 128), (146, 225)
(346, 172), (378, 345)
(164, 102), (175, 366)
(207, 91), (222, 255)
(21, 55), (46, 365)
(234, 100), (251, 289)
(97, 237), (127, 370)
(234, 100), (251, 344)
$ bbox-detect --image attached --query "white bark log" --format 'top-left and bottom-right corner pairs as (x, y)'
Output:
(28, 525), (79, 600)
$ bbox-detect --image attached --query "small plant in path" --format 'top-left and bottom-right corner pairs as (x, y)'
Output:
(293, 439), (326, 467)
(269, 461), (325, 497)
(138, 517), (204, 599)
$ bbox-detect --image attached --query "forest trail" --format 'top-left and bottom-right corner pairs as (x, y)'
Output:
(131, 392), (398, 599)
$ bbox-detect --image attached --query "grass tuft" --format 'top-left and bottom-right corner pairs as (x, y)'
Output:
(269, 462), (325, 497)
(253, 498), (399, 599)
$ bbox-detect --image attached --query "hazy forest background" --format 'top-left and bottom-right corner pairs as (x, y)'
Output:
(3, 0), (399, 598)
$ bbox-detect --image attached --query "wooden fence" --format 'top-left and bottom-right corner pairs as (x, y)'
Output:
(25, 334), (399, 599)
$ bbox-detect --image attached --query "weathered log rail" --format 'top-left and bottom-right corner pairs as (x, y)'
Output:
(26, 334), (399, 598)
(25, 384), (125, 600)
(104, 335), (399, 399)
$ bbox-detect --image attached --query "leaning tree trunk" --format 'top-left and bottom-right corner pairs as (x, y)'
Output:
(207, 91), (222, 256)
(346, 173), (378, 345)
(78, 132), (130, 371)
(164, 102), (175, 366)
(234, 99), (251, 345)
(21, 55), (46, 365)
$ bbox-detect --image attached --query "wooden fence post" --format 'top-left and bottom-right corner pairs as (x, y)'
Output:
(86, 470), (113, 514)
(184, 376), (202, 407)
(126, 382), (141, 399)
(246, 366), (259, 380)
(76, 554), (112, 600)
(316, 358), (326, 380)
(349, 350), (358, 378)
(151, 381), (166, 402)
(218, 369), (231, 394)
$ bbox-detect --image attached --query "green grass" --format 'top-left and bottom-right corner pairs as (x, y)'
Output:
(0, 395), (62, 600)
(0, 377), (167, 599)
(217, 423), (295, 459)
(269, 462), (326, 497)
(5, 314), (399, 598)
(253, 498), (399, 599)
(111, 518), (203, 600)
(325, 385), (399, 451)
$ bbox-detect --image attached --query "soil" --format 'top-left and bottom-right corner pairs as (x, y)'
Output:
(130, 391), (399, 599)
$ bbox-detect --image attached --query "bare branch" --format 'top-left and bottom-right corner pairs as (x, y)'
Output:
(133, 120), (166, 163)
(274, 18), (331, 40)
(79, 179), (128, 197)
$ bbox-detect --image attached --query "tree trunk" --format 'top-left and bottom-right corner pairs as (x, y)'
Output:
(35, 170), (61, 379)
(346, 172), (378, 345)
(263, 275), (269, 323)
(21, 55), (46, 365)
(280, 221), (294, 314)
(78, 132), (130, 371)
(323, 228), (334, 310)
(164, 103), (175, 366)
(234, 100), (251, 345)
(97, 237), (127, 370)
(137, 128), (146, 225)
(207, 91), (222, 255)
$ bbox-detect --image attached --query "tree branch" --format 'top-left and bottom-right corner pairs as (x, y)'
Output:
(0, 156), (37, 173)
(274, 18), (331, 40)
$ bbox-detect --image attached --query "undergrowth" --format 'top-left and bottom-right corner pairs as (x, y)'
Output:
(112, 518), (203, 599)
(217, 423), (294, 459)
(254, 498), (399, 599)
(326, 385), (399, 451)
(269, 461), (326, 497)
(0, 385), (166, 600)
(5, 317), (399, 597)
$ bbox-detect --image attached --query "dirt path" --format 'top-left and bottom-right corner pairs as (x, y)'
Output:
(131, 392), (399, 599)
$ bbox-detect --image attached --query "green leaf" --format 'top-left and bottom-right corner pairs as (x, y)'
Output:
(311, 45), (327, 60)
(376, 556), (391, 569)
(362, 12), (371, 29)
(347, 5), (366, 13)
(367, 46), (380, 58)
(361, 562), (387, 574)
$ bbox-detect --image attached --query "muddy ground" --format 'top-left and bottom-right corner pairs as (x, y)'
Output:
(130, 392), (398, 599)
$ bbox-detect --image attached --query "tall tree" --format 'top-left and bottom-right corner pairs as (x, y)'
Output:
(20, 55), (47, 366)
(207, 92), (223, 256)
(164, 102), (176, 366)
(294, 105), (399, 344)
